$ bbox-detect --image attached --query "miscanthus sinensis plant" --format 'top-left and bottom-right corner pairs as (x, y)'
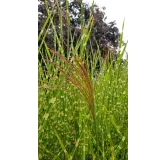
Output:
(38, 0), (128, 159)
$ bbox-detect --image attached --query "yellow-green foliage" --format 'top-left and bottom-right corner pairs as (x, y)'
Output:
(38, 0), (128, 159)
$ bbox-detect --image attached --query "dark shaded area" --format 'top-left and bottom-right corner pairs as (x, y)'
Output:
(38, 0), (120, 57)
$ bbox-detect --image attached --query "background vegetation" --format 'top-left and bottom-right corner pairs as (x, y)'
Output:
(38, 0), (128, 159)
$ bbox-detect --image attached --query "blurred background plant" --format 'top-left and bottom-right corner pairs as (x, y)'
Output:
(38, 0), (121, 57)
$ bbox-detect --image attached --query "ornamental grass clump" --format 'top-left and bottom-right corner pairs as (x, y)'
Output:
(38, 0), (128, 159)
